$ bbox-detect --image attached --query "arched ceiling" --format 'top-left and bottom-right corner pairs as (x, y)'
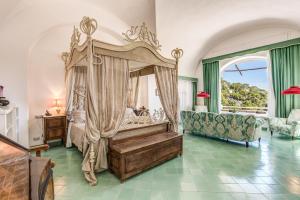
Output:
(0, 0), (156, 49)
(155, 0), (300, 76)
(3, 0), (300, 78)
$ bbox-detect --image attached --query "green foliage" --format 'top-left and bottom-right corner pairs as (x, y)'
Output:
(221, 79), (268, 107)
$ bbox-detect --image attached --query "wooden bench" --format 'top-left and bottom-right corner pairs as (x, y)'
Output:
(108, 122), (182, 182)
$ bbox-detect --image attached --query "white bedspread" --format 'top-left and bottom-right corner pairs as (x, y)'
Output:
(67, 120), (169, 152)
(69, 122), (85, 152)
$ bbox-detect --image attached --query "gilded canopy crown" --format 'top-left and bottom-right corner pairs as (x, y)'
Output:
(61, 52), (70, 64)
(171, 48), (184, 60)
(80, 16), (97, 37)
(122, 22), (161, 51)
(70, 26), (81, 49)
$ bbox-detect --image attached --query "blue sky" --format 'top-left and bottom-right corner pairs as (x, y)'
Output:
(222, 59), (268, 90)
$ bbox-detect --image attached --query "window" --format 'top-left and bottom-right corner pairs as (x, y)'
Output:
(221, 56), (269, 115)
(178, 79), (193, 111)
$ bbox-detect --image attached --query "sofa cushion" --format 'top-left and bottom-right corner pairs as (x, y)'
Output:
(214, 114), (226, 137)
(200, 112), (218, 136)
(181, 110), (193, 131)
(225, 114), (244, 140)
(191, 112), (202, 132)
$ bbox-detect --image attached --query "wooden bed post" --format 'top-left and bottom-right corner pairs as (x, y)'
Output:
(171, 48), (183, 78)
(171, 48), (183, 130)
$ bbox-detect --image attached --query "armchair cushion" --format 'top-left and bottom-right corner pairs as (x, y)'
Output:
(268, 109), (300, 138)
(269, 118), (287, 128)
(287, 109), (300, 125)
(291, 121), (300, 126)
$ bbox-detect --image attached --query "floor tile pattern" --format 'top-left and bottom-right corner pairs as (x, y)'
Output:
(44, 131), (300, 200)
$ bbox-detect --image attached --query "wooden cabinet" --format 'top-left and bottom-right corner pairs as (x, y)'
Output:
(0, 134), (54, 200)
(0, 106), (19, 143)
(43, 115), (66, 145)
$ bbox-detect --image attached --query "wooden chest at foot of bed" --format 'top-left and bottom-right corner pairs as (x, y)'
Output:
(108, 123), (183, 182)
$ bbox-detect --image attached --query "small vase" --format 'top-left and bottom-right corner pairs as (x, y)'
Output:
(0, 97), (9, 106)
(0, 86), (9, 106)
(0, 85), (3, 97)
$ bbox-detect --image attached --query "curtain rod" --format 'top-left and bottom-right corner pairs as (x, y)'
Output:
(202, 37), (300, 64)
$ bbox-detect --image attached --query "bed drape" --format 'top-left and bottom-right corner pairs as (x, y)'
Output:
(127, 74), (140, 108)
(66, 67), (76, 115)
(154, 66), (178, 131)
(82, 43), (130, 185)
(65, 66), (87, 148)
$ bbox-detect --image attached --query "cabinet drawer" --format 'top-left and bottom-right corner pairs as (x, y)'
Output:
(156, 139), (181, 159)
(125, 148), (156, 173)
(46, 118), (65, 128)
(47, 128), (64, 140)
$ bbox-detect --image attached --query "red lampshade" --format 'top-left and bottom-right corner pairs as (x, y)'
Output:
(281, 86), (300, 95)
(197, 91), (210, 98)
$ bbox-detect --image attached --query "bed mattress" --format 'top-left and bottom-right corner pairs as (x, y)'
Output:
(69, 120), (169, 151)
(70, 122), (85, 152)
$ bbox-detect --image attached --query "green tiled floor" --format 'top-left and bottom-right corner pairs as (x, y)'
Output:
(44, 131), (300, 200)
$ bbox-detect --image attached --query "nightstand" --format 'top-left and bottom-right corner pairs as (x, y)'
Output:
(43, 115), (67, 146)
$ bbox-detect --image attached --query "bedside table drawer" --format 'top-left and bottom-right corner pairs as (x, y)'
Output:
(46, 118), (65, 128)
(47, 128), (64, 140)
(43, 115), (67, 146)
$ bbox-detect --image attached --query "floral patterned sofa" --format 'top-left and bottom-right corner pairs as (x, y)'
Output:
(268, 109), (300, 139)
(180, 111), (264, 147)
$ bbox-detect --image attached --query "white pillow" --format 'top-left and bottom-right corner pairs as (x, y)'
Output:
(287, 109), (300, 124)
(124, 108), (135, 118)
(72, 111), (86, 123)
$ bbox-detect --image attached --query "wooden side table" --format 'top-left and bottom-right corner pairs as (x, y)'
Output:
(43, 115), (67, 146)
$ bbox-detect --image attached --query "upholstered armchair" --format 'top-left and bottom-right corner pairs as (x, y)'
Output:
(269, 109), (300, 139)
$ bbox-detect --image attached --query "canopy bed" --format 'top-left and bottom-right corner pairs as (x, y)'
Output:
(61, 17), (183, 185)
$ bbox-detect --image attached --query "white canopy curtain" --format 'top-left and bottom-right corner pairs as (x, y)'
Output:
(65, 43), (129, 185)
(82, 47), (129, 185)
(127, 74), (140, 108)
(154, 66), (179, 131)
(65, 66), (87, 148)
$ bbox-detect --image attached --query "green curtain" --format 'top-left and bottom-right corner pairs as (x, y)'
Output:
(270, 44), (300, 118)
(203, 61), (219, 113)
(192, 82), (197, 111)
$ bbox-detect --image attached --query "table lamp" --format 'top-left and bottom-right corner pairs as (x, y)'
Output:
(281, 86), (300, 95)
(53, 98), (61, 114)
(197, 91), (210, 98)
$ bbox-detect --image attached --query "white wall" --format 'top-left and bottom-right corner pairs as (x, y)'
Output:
(205, 27), (300, 59)
(155, 0), (300, 79)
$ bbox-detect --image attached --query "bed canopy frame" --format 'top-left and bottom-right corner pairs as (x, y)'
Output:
(62, 16), (183, 185)
(62, 17), (183, 72)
